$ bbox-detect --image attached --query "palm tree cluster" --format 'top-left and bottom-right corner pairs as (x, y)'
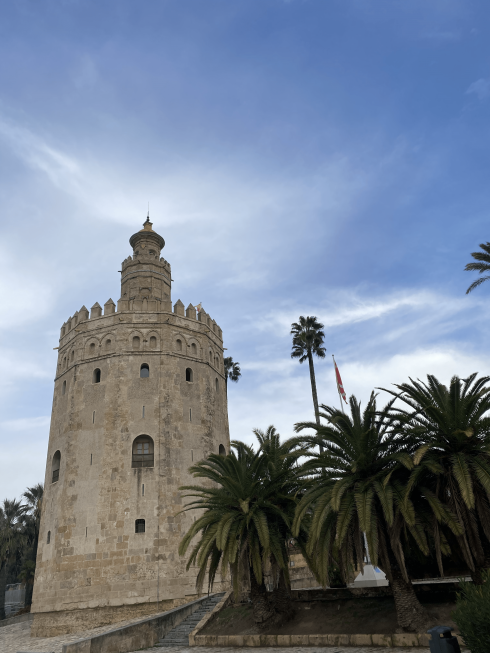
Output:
(179, 372), (490, 633)
(0, 483), (43, 619)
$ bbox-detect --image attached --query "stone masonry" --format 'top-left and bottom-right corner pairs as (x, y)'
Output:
(30, 217), (230, 636)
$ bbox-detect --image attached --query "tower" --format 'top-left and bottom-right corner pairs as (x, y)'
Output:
(31, 219), (230, 636)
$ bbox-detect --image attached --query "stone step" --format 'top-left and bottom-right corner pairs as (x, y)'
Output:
(155, 593), (225, 647)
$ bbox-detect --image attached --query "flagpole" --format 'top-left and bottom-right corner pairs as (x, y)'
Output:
(332, 355), (345, 414)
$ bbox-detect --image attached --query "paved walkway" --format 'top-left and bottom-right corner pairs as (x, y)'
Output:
(145, 640), (467, 652)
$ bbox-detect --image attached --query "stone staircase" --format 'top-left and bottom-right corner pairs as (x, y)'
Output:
(156, 593), (225, 647)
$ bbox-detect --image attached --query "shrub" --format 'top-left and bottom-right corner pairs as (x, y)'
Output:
(452, 572), (490, 653)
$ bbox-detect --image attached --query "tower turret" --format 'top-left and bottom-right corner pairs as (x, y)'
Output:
(119, 216), (172, 312)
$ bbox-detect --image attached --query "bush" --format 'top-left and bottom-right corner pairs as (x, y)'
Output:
(452, 572), (490, 653)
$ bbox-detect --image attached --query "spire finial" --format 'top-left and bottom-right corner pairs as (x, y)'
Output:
(142, 204), (153, 231)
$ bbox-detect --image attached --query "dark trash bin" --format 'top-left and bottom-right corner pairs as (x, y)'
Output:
(427, 626), (462, 653)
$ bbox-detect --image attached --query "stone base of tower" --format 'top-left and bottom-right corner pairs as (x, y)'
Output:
(30, 595), (196, 637)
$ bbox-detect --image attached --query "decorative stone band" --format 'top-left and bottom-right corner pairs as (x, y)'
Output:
(191, 632), (436, 647)
(120, 268), (171, 282)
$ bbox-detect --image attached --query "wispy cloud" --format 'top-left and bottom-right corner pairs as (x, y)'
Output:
(252, 289), (477, 336)
(466, 77), (490, 100)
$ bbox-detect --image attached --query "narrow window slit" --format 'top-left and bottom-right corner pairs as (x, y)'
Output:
(142, 484), (145, 496)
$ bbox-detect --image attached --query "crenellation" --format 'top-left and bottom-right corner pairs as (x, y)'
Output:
(185, 303), (196, 320)
(104, 298), (116, 315)
(71, 311), (79, 331)
(173, 299), (185, 316)
(91, 302), (102, 319)
(79, 305), (89, 321)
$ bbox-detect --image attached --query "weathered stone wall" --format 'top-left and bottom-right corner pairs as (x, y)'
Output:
(31, 220), (230, 635)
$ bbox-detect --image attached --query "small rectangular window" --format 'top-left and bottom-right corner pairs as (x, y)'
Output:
(92, 411), (95, 424)
(191, 450), (193, 462)
(142, 484), (145, 496)
(189, 408), (192, 422)
(142, 405), (145, 418)
(90, 453), (92, 465)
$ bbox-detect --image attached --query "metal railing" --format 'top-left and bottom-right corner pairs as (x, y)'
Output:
(132, 454), (154, 468)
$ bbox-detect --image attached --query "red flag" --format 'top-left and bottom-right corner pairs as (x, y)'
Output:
(333, 357), (347, 404)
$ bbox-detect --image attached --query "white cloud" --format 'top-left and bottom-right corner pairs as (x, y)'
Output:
(0, 254), (55, 331)
(0, 349), (51, 390)
(466, 77), (490, 100)
(0, 417), (50, 500)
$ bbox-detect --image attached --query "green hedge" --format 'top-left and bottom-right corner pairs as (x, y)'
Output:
(452, 572), (490, 653)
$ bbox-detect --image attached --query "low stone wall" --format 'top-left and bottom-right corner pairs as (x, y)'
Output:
(31, 594), (199, 637)
(291, 581), (461, 602)
(192, 633), (432, 647)
(0, 612), (33, 629)
(61, 593), (219, 653)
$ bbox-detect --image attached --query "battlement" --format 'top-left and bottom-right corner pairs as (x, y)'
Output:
(59, 299), (222, 341)
(120, 255), (171, 271)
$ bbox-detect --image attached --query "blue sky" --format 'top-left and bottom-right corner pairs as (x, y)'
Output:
(1, 0), (490, 499)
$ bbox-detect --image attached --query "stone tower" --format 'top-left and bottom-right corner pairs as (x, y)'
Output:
(31, 218), (230, 637)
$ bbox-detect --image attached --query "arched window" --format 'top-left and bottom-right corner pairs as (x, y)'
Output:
(132, 336), (140, 350)
(70, 350), (74, 362)
(105, 338), (112, 349)
(186, 368), (193, 383)
(89, 343), (96, 355)
(219, 444), (226, 456)
(47, 530), (51, 544)
(135, 519), (145, 533)
(209, 351), (212, 363)
(176, 339), (182, 352)
(93, 368), (101, 384)
(150, 336), (157, 349)
(191, 343), (197, 356)
(140, 363), (149, 378)
(63, 356), (67, 368)
(62, 380), (66, 395)
(52, 450), (61, 483)
(132, 435), (154, 468)
(215, 378), (219, 392)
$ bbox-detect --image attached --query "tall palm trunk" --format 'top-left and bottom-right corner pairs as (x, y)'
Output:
(389, 563), (427, 632)
(249, 571), (275, 626)
(0, 563), (7, 620)
(307, 350), (320, 425)
(270, 567), (295, 622)
(307, 350), (323, 454)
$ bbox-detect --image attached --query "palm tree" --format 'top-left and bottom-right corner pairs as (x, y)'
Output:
(178, 429), (307, 626)
(291, 316), (326, 426)
(224, 357), (241, 390)
(382, 373), (490, 584)
(465, 242), (490, 294)
(293, 394), (433, 632)
(20, 483), (43, 606)
(0, 499), (25, 620)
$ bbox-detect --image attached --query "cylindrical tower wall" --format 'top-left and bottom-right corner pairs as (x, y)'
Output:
(31, 224), (230, 636)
